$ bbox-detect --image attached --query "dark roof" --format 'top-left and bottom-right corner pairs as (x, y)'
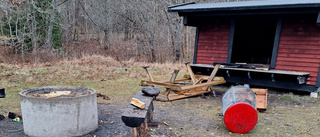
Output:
(169, 0), (320, 13)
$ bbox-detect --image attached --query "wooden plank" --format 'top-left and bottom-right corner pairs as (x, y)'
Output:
(208, 65), (220, 82)
(277, 53), (320, 59)
(198, 44), (229, 48)
(156, 89), (211, 101)
(271, 17), (282, 69)
(140, 80), (181, 91)
(279, 45), (320, 50)
(279, 41), (320, 45)
(197, 59), (227, 63)
(197, 46), (228, 51)
(197, 50), (228, 54)
(251, 88), (268, 110)
(198, 36), (229, 40)
(307, 76), (318, 81)
(197, 55), (228, 59)
(131, 98), (146, 109)
(276, 57), (320, 63)
(219, 67), (309, 75)
(198, 40), (229, 43)
(143, 67), (154, 82)
(281, 29), (320, 34)
(193, 77), (203, 85)
(156, 78), (190, 83)
(277, 49), (320, 55)
(170, 70), (179, 83)
(197, 57), (228, 61)
(181, 80), (225, 91)
(280, 36), (320, 41)
(201, 25), (230, 29)
(196, 60), (227, 65)
(308, 72), (319, 77)
(275, 66), (319, 72)
(306, 81), (317, 85)
(197, 54), (228, 58)
(199, 31), (230, 35)
(306, 79), (317, 83)
(275, 61), (320, 67)
(186, 63), (196, 84)
(280, 33), (320, 37)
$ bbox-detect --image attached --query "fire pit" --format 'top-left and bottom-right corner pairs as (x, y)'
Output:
(19, 86), (98, 137)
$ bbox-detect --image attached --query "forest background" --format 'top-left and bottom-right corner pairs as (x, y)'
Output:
(0, 0), (248, 64)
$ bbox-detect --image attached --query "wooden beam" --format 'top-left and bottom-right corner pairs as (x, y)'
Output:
(317, 11), (320, 24)
(193, 77), (203, 85)
(185, 62), (196, 84)
(170, 70), (179, 83)
(227, 18), (235, 63)
(317, 65), (320, 87)
(156, 78), (190, 83)
(181, 79), (225, 91)
(208, 64), (220, 82)
(193, 27), (200, 64)
(183, 16), (188, 25)
(271, 17), (282, 69)
(142, 66), (154, 82)
(140, 80), (181, 91)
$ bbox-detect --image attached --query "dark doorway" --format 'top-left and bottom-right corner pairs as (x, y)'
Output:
(231, 16), (277, 64)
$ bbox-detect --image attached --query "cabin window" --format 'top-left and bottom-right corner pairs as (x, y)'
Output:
(231, 17), (277, 65)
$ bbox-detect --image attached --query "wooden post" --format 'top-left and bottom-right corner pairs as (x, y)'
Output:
(170, 70), (179, 83)
(206, 64), (220, 92)
(142, 66), (154, 82)
(185, 62), (196, 84)
(208, 64), (220, 82)
(137, 122), (148, 137)
(133, 128), (138, 137)
(164, 88), (171, 101)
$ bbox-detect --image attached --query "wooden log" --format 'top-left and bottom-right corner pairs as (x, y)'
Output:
(122, 91), (154, 127)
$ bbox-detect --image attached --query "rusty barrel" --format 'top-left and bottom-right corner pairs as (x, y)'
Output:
(222, 86), (258, 134)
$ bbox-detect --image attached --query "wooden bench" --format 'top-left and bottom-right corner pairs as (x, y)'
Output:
(121, 91), (155, 137)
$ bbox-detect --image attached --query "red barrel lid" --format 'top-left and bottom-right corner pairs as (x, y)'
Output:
(224, 102), (258, 134)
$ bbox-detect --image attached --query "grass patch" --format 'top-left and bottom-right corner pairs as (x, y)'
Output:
(1, 55), (320, 136)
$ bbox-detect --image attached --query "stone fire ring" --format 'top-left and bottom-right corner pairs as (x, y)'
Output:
(19, 86), (98, 137)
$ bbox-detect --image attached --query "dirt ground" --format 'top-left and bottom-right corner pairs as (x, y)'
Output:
(0, 86), (320, 137)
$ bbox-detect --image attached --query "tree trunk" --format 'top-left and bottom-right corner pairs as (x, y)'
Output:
(26, 0), (38, 54)
(73, 0), (80, 41)
(45, 0), (56, 51)
(104, 29), (109, 49)
(174, 20), (181, 62)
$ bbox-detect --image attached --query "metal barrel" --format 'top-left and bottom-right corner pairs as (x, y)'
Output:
(222, 86), (258, 134)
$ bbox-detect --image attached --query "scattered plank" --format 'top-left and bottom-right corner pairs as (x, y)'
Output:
(131, 98), (146, 109)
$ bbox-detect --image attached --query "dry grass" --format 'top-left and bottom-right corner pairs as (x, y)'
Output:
(0, 55), (187, 115)
(1, 55), (320, 136)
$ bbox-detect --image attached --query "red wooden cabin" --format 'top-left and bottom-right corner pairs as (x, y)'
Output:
(169, 0), (320, 93)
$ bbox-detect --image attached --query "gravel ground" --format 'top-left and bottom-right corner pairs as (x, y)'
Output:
(1, 88), (319, 137)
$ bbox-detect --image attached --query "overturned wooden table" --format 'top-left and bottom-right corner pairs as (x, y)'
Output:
(140, 63), (226, 101)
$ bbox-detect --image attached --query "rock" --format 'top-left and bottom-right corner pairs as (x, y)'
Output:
(0, 114), (5, 121)
(0, 87), (5, 98)
(142, 87), (160, 96)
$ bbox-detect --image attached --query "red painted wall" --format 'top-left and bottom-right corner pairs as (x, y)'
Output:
(196, 21), (230, 64)
(276, 16), (320, 85)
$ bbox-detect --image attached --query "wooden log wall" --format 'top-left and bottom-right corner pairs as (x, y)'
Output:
(196, 20), (230, 64)
(276, 15), (320, 85)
